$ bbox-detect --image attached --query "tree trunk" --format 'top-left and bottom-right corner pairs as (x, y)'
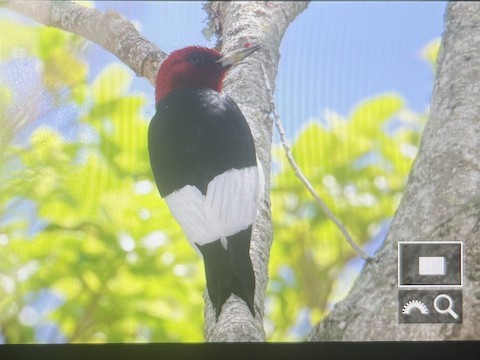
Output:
(203, 1), (309, 342)
(309, 2), (480, 341)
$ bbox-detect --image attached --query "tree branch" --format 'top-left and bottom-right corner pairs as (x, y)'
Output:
(4, 0), (165, 84)
(309, 2), (480, 341)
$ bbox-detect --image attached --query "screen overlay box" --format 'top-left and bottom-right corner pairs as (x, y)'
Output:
(398, 242), (462, 287)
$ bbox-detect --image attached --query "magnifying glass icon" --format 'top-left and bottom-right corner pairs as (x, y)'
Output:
(434, 294), (459, 320)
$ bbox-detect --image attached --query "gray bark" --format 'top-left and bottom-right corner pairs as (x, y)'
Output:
(203, 1), (309, 342)
(309, 2), (480, 341)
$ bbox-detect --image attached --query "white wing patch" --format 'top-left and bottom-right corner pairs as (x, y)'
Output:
(164, 166), (260, 252)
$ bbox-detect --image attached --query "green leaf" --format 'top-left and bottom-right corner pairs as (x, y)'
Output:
(93, 63), (133, 104)
(0, 86), (13, 147)
(291, 121), (331, 177)
(422, 37), (441, 72)
(38, 27), (67, 59)
(0, 85), (12, 109)
(0, 20), (39, 58)
(42, 46), (87, 90)
(349, 93), (404, 137)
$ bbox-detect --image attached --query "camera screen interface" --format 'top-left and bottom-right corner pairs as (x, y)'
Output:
(1, 1), (476, 345)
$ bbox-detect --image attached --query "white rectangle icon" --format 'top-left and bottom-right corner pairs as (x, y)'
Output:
(418, 256), (445, 275)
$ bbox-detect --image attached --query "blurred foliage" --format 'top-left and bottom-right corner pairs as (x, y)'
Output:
(267, 39), (436, 341)
(422, 37), (441, 73)
(0, 21), (204, 343)
(0, 17), (434, 342)
(268, 95), (426, 340)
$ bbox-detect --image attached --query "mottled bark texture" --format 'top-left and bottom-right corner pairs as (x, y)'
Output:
(203, 1), (309, 342)
(5, 0), (309, 342)
(309, 2), (480, 341)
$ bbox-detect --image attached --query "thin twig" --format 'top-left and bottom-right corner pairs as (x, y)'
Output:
(261, 63), (370, 260)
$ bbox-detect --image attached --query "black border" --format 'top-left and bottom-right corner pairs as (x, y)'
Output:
(0, 342), (479, 360)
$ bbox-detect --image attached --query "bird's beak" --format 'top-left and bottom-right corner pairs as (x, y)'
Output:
(216, 44), (261, 68)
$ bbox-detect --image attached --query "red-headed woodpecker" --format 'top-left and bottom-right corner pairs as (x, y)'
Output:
(148, 44), (263, 320)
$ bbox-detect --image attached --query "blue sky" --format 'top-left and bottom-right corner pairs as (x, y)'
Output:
(90, 1), (447, 137)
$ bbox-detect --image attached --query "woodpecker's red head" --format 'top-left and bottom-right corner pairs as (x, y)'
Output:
(155, 44), (260, 104)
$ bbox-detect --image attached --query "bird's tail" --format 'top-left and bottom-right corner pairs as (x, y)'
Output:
(198, 226), (255, 320)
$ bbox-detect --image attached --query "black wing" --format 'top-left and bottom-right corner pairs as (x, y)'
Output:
(148, 87), (257, 197)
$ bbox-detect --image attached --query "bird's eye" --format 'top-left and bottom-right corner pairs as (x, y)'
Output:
(189, 53), (206, 66)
